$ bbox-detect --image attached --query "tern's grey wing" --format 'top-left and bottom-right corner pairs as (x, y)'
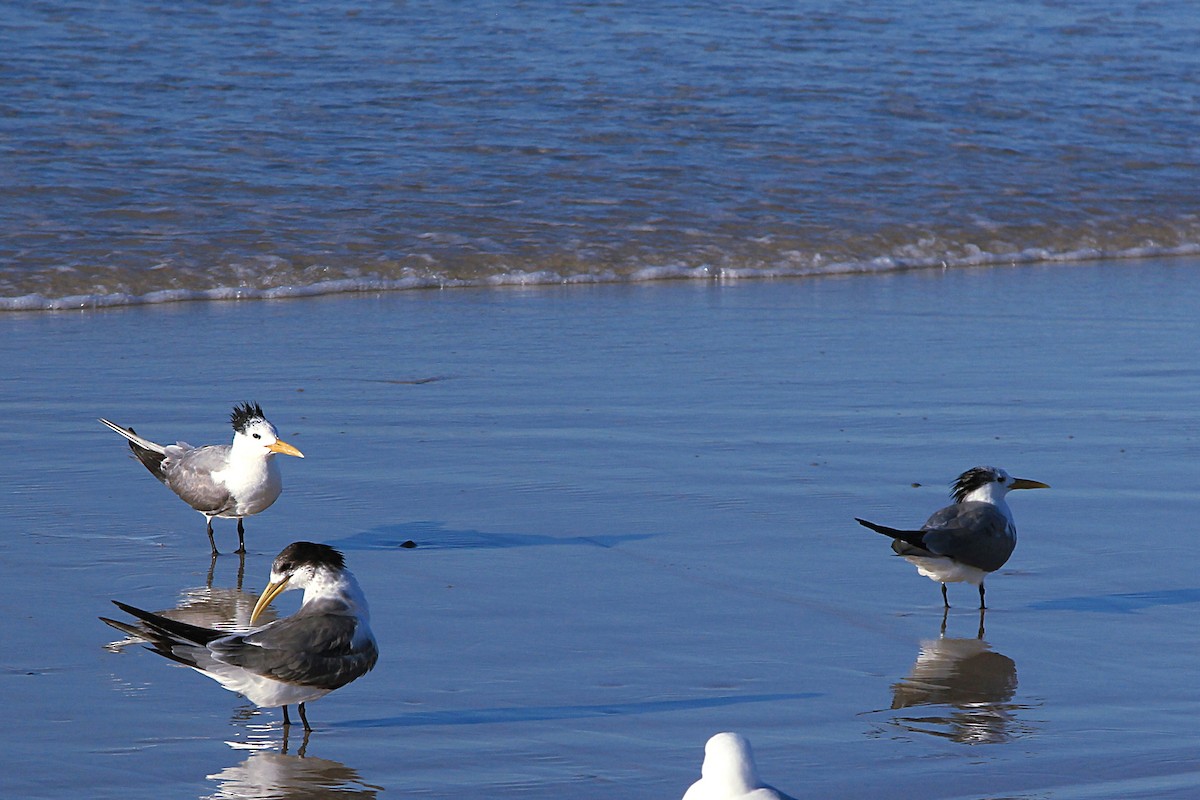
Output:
(209, 606), (378, 691)
(161, 444), (236, 514)
(917, 502), (1015, 572)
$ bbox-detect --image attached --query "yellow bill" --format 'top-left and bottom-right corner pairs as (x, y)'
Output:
(251, 577), (290, 624)
(267, 439), (304, 458)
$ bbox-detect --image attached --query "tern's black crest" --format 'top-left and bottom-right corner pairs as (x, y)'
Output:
(230, 402), (266, 433)
(951, 466), (1004, 503)
(275, 541), (346, 573)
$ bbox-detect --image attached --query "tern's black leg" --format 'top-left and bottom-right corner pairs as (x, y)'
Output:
(941, 583), (950, 608)
(978, 583), (987, 610)
(206, 517), (219, 556)
(940, 605), (949, 635)
(977, 607), (986, 640)
(235, 518), (246, 554)
(282, 705), (292, 727)
(298, 703), (312, 732)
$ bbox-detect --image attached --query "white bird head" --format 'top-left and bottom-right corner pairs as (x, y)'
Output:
(952, 466), (1049, 505)
(230, 402), (304, 458)
(692, 732), (763, 797)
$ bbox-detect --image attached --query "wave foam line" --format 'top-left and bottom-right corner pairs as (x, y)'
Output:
(4, 242), (1199, 312)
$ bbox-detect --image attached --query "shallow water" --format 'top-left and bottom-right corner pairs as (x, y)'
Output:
(2, 261), (1199, 798)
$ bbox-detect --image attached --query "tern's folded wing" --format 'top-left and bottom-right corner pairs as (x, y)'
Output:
(161, 445), (237, 513)
(919, 503), (1015, 572)
(209, 611), (378, 690)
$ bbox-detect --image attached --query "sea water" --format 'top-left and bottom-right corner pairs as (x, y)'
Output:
(4, 0), (1200, 309)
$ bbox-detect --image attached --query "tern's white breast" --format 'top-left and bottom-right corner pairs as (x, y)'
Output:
(214, 455), (283, 517)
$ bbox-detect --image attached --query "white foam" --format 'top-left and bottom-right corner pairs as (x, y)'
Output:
(4, 242), (1199, 312)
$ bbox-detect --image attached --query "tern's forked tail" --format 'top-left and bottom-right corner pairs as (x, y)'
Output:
(99, 418), (169, 482)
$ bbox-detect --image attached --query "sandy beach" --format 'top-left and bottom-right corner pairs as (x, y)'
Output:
(2, 260), (1199, 799)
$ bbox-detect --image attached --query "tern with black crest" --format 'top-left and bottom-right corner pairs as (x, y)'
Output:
(101, 542), (377, 731)
(99, 402), (304, 554)
(856, 466), (1049, 609)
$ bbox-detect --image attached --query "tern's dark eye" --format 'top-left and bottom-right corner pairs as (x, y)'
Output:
(252, 433), (261, 439)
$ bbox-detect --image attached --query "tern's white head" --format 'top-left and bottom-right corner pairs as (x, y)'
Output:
(251, 542), (363, 623)
(952, 466), (1049, 506)
(230, 402), (304, 459)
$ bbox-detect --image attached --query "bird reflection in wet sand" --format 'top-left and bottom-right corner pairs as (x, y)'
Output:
(886, 611), (1029, 744)
(206, 749), (382, 799)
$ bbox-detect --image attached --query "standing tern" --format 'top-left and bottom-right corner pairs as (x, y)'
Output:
(682, 732), (796, 800)
(99, 402), (304, 555)
(101, 541), (378, 731)
(855, 466), (1049, 609)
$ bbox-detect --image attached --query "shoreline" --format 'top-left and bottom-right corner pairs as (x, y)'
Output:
(5, 247), (1200, 313)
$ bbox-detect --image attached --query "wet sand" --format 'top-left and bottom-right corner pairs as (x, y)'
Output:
(2, 260), (1199, 799)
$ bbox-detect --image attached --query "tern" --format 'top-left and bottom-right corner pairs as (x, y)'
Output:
(682, 732), (796, 800)
(99, 402), (304, 555)
(855, 466), (1049, 609)
(101, 541), (378, 731)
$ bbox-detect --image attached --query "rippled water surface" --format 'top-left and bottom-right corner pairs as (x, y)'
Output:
(3, 1), (1200, 307)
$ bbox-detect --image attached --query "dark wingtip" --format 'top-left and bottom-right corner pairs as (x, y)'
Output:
(109, 600), (159, 627)
(109, 600), (225, 645)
